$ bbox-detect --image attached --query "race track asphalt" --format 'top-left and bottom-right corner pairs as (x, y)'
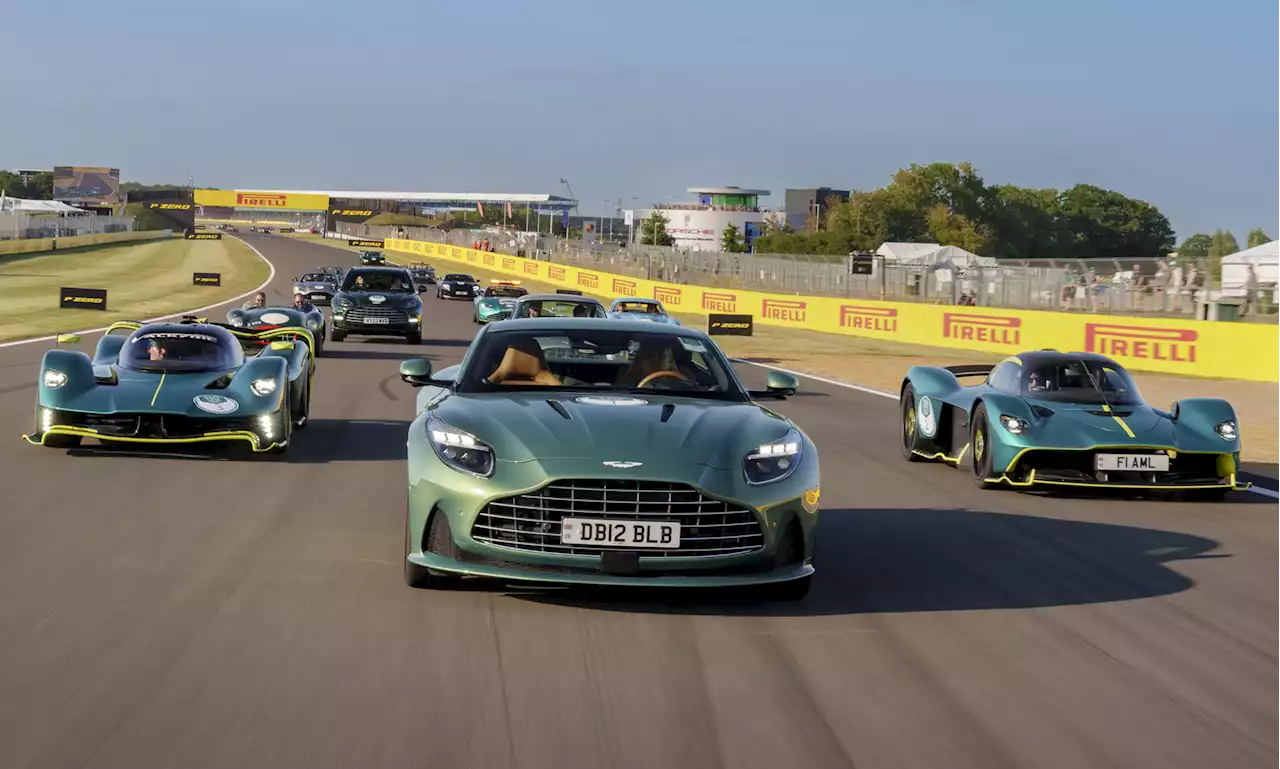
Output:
(0, 233), (1275, 769)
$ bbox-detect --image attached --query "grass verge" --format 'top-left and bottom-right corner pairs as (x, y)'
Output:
(0, 236), (270, 342)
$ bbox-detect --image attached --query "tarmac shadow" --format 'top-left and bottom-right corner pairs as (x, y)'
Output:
(505, 506), (1224, 618)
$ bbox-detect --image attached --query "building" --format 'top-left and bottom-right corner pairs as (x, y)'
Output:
(236, 189), (575, 214)
(784, 187), (850, 231)
(638, 186), (771, 251)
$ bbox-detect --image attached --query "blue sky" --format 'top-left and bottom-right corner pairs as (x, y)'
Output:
(1, 0), (1275, 240)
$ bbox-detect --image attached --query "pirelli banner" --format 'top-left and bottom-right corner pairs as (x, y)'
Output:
(194, 190), (330, 212)
(380, 237), (1280, 383)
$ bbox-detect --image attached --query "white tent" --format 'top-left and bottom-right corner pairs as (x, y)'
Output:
(875, 242), (998, 269)
(1219, 240), (1278, 296)
(0, 196), (88, 214)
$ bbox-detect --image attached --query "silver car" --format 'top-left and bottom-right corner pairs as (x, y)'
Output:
(607, 298), (681, 325)
(292, 271), (340, 305)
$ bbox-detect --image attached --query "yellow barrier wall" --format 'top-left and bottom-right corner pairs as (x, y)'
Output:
(0, 230), (173, 256)
(195, 189), (329, 211)
(385, 238), (1280, 383)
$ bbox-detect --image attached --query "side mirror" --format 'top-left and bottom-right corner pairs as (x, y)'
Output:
(399, 357), (434, 386)
(55, 333), (81, 345)
(494, 310), (513, 321)
(417, 285), (427, 292)
(750, 371), (799, 399)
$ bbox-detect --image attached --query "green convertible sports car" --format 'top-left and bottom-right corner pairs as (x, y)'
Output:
(900, 350), (1249, 498)
(397, 318), (820, 597)
(25, 317), (315, 455)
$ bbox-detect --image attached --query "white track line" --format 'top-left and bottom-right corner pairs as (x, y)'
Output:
(0, 235), (276, 350)
(738, 359), (1280, 500)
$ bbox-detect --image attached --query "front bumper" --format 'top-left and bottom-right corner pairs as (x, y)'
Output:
(332, 314), (421, 336)
(988, 447), (1250, 491)
(25, 407), (286, 451)
(439, 288), (477, 299)
(407, 457), (820, 587)
(296, 289), (335, 305)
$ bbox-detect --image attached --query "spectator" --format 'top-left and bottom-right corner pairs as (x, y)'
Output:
(1245, 264), (1260, 315)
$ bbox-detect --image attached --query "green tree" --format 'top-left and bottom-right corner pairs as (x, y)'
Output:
(720, 223), (745, 252)
(1177, 233), (1213, 257)
(987, 185), (1060, 259)
(1208, 229), (1239, 257)
(640, 211), (674, 246)
(1247, 228), (1272, 248)
(1053, 184), (1175, 258)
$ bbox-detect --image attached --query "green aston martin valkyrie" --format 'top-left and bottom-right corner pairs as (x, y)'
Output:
(900, 350), (1249, 498)
(398, 318), (820, 598)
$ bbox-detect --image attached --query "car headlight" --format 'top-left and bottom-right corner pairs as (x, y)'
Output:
(1215, 420), (1238, 440)
(43, 369), (67, 389)
(999, 415), (1029, 435)
(229, 315), (246, 327)
(427, 417), (494, 477)
(335, 297), (353, 309)
(744, 428), (802, 485)
(250, 378), (277, 396)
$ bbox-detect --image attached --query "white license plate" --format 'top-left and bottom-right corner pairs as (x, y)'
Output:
(363, 317), (390, 325)
(1096, 453), (1169, 472)
(560, 518), (680, 549)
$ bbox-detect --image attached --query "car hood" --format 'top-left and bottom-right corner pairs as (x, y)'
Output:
(429, 391), (794, 467)
(60, 368), (278, 416)
(335, 291), (421, 308)
(1030, 402), (1175, 444)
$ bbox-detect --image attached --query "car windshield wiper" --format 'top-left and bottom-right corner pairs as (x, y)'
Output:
(1078, 358), (1112, 410)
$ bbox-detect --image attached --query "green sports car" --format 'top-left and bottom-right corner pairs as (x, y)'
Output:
(359, 250), (386, 265)
(397, 318), (820, 597)
(25, 317), (315, 455)
(900, 350), (1249, 498)
(472, 281), (528, 324)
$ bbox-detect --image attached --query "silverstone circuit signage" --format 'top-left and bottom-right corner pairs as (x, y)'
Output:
(186, 232), (222, 240)
(60, 287), (108, 311)
(348, 239), (385, 248)
(707, 313), (753, 336)
(193, 272), (222, 286)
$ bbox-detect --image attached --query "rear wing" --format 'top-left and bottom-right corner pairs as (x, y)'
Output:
(944, 364), (995, 379)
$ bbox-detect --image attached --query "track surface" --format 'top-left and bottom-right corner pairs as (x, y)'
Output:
(0, 234), (1275, 769)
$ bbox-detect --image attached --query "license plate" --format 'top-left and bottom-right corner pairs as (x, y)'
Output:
(363, 317), (390, 325)
(310, 293), (327, 300)
(561, 518), (680, 549)
(1096, 453), (1169, 472)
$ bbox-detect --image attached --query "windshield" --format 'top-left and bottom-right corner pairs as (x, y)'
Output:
(119, 330), (243, 373)
(459, 328), (744, 400)
(443, 274), (474, 282)
(341, 271), (414, 292)
(613, 301), (663, 314)
(514, 299), (607, 319)
(1022, 360), (1142, 406)
(485, 286), (526, 298)
(299, 273), (331, 282)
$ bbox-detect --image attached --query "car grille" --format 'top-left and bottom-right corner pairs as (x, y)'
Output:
(471, 479), (765, 557)
(345, 306), (409, 324)
(62, 413), (249, 438)
(1015, 449), (1225, 485)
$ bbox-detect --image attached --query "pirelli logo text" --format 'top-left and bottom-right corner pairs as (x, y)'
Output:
(612, 278), (637, 296)
(943, 312), (1021, 346)
(502, 257), (515, 270)
(237, 193), (287, 208)
(653, 286), (681, 305)
(701, 291), (737, 312)
(1084, 323), (1197, 363)
(548, 266), (565, 281)
(524, 261), (540, 275)
(451, 247), (463, 259)
(839, 304), (898, 333)
(483, 254), (495, 265)
(578, 271), (599, 289)
(148, 203), (191, 210)
(761, 299), (807, 323)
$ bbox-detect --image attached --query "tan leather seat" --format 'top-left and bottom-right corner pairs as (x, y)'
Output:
(487, 339), (561, 386)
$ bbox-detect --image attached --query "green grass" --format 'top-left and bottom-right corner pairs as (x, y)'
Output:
(0, 236), (270, 341)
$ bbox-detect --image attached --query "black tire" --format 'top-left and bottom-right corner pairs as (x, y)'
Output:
(763, 575), (811, 601)
(330, 328), (346, 342)
(901, 383), (924, 462)
(44, 434), (81, 449)
(292, 376), (311, 430)
(970, 404), (997, 489)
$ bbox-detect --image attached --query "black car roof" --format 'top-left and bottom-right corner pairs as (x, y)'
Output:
(343, 266), (410, 276)
(484, 316), (705, 338)
(518, 293), (603, 304)
(1012, 350), (1122, 368)
(130, 321), (240, 347)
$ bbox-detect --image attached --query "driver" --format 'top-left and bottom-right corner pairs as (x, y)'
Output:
(620, 341), (678, 387)
(242, 291), (267, 310)
(572, 303), (591, 317)
(293, 292), (316, 312)
(147, 339), (167, 361)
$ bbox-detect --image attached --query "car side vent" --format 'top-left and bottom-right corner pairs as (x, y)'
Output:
(1030, 404), (1054, 418)
(660, 403), (676, 423)
(93, 368), (119, 386)
(205, 373), (235, 390)
(545, 400), (572, 420)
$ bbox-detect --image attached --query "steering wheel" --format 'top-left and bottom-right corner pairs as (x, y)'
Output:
(637, 369), (693, 388)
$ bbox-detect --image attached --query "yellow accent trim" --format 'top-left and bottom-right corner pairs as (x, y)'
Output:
(911, 443), (970, 464)
(106, 321), (143, 335)
(1101, 404), (1112, 413)
(1002, 356), (1022, 366)
(1111, 415), (1136, 438)
(24, 426), (281, 452)
(270, 341), (296, 350)
(150, 372), (166, 406)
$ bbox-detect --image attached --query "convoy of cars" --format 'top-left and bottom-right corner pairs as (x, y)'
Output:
(24, 245), (1253, 602)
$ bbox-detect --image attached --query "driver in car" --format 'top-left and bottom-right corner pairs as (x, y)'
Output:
(242, 291), (267, 310)
(147, 339), (167, 361)
(619, 342), (687, 388)
(293, 292), (316, 312)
